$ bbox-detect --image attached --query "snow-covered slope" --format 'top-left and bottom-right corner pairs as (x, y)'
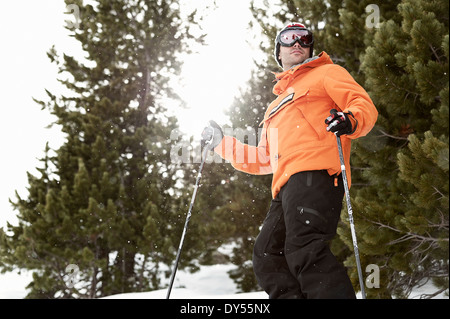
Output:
(1, 262), (446, 299)
(103, 264), (269, 299)
(101, 263), (447, 300)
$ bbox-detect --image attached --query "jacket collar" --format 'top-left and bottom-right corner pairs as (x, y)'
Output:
(272, 51), (333, 95)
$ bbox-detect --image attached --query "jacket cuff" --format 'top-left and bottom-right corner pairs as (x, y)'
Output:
(346, 111), (358, 135)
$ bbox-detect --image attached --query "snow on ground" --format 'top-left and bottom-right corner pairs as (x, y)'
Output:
(102, 263), (448, 299)
(0, 269), (33, 299)
(1, 262), (447, 299)
(102, 288), (267, 299)
(102, 264), (268, 299)
(0, 263), (267, 299)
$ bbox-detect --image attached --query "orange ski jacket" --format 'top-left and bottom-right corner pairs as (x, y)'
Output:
(214, 51), (378, 198)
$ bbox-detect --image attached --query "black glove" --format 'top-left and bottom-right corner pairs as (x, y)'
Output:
(201, 120), (224, 149)
(325, 109), (357, 136)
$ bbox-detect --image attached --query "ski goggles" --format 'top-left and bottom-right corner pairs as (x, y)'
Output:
(277, 29), (314, 47)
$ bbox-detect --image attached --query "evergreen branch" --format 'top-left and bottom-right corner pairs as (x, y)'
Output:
(370, 219), (449, 245)
(418, 286), (448, 299)
(431, 186), (446, 200)
(428, 43), (442, 64)
(376, 129), (409, 141)
(424, 209), (449, 231)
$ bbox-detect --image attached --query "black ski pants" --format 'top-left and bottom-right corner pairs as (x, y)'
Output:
(253, 170), (356, 299)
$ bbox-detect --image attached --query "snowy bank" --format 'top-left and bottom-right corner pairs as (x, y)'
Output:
(102, 264), (447, 300)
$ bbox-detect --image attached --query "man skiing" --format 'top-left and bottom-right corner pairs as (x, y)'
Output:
(201, 23), (378, 299)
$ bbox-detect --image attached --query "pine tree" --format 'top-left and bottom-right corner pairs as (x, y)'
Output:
(0, 0), (202, 298)
(355, 0), (449, 298)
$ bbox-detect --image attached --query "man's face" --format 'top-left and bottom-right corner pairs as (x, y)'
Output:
(279, 43), (310, 71)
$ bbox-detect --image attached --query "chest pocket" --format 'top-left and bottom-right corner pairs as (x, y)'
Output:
(294, 87), (337, 141)
(260, 89), (309, 126)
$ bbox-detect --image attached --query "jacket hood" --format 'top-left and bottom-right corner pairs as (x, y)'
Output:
(273, 51), (333, 95)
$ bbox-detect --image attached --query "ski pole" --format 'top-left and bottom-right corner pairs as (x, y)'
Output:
(330, 109), (366, 299)
(166, 135), (213, 299)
